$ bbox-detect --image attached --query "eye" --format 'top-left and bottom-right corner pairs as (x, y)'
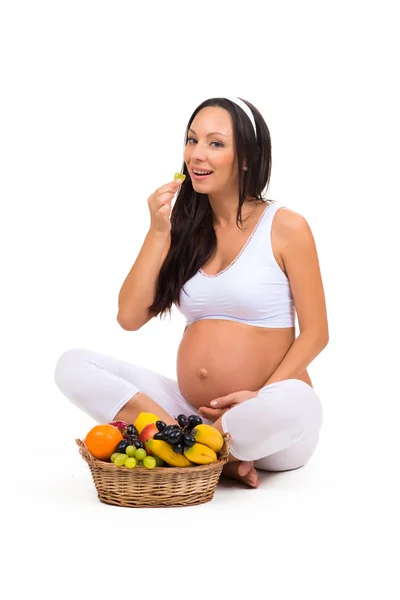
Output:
(187, 137), (223, 148)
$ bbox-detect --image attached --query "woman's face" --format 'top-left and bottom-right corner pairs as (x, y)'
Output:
(184, 106), (239, 193)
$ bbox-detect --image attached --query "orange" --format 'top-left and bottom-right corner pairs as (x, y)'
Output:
(85, 424), (123, 461)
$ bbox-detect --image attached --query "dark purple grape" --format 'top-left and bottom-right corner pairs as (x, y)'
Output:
(163, 425), (176, 437)
(177, 414), (188, 428)
(187, 415), (203, 430)
(183, 432), (196, 447)
(156, 421), (166, 432)
(132, 439), (144, 449)
(127, 424), (137, 436)
(116, 440), (130, 453)
(168, 430), (182, 444)
(154, 432), (165, 440)
(172, 442), (184, 453)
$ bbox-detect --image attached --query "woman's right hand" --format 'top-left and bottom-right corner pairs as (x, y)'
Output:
(148, 178), (183, 234)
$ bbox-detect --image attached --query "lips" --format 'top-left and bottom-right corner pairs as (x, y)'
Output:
(192, 168), (214, 180)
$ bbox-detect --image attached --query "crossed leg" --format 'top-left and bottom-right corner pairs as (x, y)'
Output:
(214, 379), (323, 487)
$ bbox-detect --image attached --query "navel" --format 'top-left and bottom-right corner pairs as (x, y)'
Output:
(197, 367), (208, 379)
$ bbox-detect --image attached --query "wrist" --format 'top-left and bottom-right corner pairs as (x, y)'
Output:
(148, 227), (169, 239)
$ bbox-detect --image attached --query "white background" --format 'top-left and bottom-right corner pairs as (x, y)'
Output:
(1, 1), (399, 598)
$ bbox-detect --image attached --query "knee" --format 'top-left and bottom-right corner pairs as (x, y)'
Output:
(266, 378), (313, 395)
(53, 347), (89, 389)
(260, 379), (323, 429)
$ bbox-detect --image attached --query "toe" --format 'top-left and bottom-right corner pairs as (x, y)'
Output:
(237, 461), (253, 477)
(247, 469), (259, 488)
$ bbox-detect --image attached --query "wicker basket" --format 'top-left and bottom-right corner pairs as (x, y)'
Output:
(75, 433), (231, 508)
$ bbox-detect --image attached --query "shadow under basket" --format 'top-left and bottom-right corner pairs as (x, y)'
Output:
(75, 433), (232, 508)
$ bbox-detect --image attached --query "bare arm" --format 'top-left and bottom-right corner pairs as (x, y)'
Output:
(259, 209), (329, 387)
(117, 229), (170, 330)
(116, 178), (181, 330)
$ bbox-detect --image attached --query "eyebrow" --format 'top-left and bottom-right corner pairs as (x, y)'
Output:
(188, 128), (228, 137)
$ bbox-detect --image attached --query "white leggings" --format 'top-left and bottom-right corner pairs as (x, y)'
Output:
(54, 347), (323, 472)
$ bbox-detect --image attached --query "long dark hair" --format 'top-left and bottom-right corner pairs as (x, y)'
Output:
(148, 97), (273, 321)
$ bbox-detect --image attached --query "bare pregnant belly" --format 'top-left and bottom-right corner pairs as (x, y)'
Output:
(176, 320), (310, 410)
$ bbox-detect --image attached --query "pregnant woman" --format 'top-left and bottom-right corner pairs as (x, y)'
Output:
(54, 96), (329, 488)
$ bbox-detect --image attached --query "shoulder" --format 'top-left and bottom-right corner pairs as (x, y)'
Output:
(271, 205), (315, 251)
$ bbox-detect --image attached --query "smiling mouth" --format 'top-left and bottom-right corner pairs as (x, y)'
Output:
(192, 169), (214, 179)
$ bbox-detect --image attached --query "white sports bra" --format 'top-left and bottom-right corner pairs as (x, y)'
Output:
(176, 201), (295, 328)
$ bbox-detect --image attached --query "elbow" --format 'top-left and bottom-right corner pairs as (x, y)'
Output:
(116, 312), (139, 331)
(318, 328), (329, 349)
(302, 327), (329, 349)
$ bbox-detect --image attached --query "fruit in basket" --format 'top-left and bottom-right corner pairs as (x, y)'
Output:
(132, 438), (145, 449)
(187, 415), (203, 430)
(115, 439), (130, 453)
(125, 445), (136, 457)
(191, 424), (224, 452)
(85, 424), (124, 460)
(134, 412), (160, 434)
(183, 442), (217, 465)
(108, 420), (129, 436)
(139, 422), (159, 453)
(143, 456), (156, 469)
(135, 448), (146, 461)
(183, 431), (196, 447)
(146, 439), (193, 467)
(114, 453), (128, 466)
(126, 423), (138, 436)
(167, 429), (182, 445)
(174, 413), (203, 431)
(172, 442), (184, 454)
(111, 444), (161, 469)
(177, 414), (188, 428)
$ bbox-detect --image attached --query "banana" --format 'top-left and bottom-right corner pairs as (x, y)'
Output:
(191, 424), (224, 453)
(145, 439), (193, 467)
(184, 442), (218, 465)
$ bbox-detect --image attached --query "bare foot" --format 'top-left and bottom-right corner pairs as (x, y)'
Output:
(222, 460), (259, 488)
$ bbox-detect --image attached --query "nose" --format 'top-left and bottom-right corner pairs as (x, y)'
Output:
(190, 142), (207, 161)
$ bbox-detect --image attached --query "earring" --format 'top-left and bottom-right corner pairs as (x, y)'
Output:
(243, 166), (247, 171)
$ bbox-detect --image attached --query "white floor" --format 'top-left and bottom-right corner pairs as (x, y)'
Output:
(2, 374), (399, 599)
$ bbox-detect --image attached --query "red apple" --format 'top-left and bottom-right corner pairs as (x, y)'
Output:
(139, 423), (159, 454)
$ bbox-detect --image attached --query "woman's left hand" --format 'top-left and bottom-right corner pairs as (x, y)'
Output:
(198, 389), (259, 422)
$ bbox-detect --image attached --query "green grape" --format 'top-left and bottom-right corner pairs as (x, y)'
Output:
(136, 460), (144, 466)
(114, 454), (128, 466)
(174, 172), (186, 181)
(153, 456), (165, 467)
(143, 456), (156, 469)
(125, 445), (136, 457)
(125, 457), (137, 469)
(110, 453), (120, 463)
(135, 448), (146, 461)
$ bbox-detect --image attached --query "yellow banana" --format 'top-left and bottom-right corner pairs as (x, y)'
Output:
(184, 442), (218, 465)
(145, 439), (193, 467)
(191, 424), (224, 453)
(134, 412), (160, 434)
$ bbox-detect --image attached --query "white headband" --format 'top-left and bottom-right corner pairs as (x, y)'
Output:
(226, 96), (257, 140)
